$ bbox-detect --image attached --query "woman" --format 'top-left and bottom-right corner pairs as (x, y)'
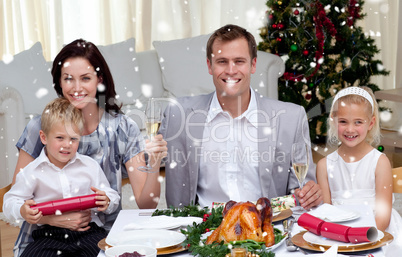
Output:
(12, 39), (167, 256)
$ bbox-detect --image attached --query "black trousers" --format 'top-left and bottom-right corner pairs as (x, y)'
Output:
(21, 222), (107, 257)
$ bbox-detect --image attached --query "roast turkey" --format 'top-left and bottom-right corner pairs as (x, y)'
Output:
(205, 197), (275, 247)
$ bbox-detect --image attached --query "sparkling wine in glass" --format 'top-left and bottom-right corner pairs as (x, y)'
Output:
(138, 99), (162, 173)
(291, 142), (310, 213)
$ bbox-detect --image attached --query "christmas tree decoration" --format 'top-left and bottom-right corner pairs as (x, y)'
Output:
(290, 44), (298, 52)
(258, 0), (389, 143)
(378, 145), (384, 152)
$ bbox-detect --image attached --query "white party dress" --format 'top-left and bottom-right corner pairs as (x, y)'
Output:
(326, 149), (402, 256)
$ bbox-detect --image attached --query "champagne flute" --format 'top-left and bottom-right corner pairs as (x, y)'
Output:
(138, 99), (162, 172)
(291, 142), (310, 213)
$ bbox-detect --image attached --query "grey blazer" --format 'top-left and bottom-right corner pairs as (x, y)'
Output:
(159, 91), (316, 208)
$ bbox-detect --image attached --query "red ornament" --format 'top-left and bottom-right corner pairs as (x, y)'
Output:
(272, 24), (277, 29)
(294, 10), (300, 15)
(276, 38), (282, 42)
(278, 23), (285, 30)
(303, 50), (309, 56)
(269, 14), (274, 20)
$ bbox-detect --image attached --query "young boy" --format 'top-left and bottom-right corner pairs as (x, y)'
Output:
(3, 97), (120, 256)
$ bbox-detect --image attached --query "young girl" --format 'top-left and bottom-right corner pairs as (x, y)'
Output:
(316, 86), (402, 254)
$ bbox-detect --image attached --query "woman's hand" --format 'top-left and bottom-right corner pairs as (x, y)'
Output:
(20, 200), (42, 224)
(91, 186), (110, 212)
(38, 210), (92, 231)
(125, 134), (165, 209)
(145, 134), (168, 169)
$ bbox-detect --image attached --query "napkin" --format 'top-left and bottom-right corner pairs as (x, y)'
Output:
(123, 215), (203, 230)
(308, 203), (356, 222)
(311, 244), (339, 256)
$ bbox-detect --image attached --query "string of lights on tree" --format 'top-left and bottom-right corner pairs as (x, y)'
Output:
(258, 0), (389, 146)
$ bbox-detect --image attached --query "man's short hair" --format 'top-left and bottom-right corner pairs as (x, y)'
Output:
(206, 24), (257, 63)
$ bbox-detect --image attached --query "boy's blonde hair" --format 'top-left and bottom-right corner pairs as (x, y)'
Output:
(328, 86), (381, 146)
(41, 98), (84, 135)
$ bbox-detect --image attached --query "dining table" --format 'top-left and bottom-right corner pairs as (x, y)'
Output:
(97, 204), (386, 257)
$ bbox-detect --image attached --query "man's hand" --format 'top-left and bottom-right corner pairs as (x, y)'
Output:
(20, 200), (42, 224)
(295, 180), (323, 210)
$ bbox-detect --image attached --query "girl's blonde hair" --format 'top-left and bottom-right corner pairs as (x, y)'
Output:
(41, 97), (84, 135)
(327, 86), (380, 146)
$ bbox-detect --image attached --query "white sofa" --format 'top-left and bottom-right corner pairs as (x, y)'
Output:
(0, 35), (285, 187)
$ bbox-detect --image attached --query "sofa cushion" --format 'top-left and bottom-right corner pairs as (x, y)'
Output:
(153, 34), (214, 98)
(98, 38), (145, 108)
(0, 42), (54, 115)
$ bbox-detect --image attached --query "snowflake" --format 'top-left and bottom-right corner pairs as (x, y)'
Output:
(36, 88), (48, 99)
(141, 84), (153, 98)
(2, 53), (14, 64)
(170, 161), (177, 169)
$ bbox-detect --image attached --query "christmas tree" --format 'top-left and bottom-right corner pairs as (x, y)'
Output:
(258, 0), (389, 143)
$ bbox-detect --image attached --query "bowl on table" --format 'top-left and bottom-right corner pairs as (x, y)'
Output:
(105, 245), (157, 257)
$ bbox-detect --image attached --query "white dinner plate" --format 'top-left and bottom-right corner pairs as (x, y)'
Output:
(327, 211), (360, 222)
(307, 204), (360, 223)
(106, 229), (186, 249)
(266, 233), (287, 251)
(303, 230), (384, 248)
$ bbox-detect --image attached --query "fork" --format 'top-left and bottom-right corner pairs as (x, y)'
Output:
(283, 218), (298, 251)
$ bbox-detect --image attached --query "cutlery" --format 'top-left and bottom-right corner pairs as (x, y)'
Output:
(283, 218), (297, 251)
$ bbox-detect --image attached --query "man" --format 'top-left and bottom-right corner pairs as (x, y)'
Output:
(160, 24), (322, 209)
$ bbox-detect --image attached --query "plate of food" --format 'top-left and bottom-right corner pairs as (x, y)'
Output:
(183, 198), (286, 256)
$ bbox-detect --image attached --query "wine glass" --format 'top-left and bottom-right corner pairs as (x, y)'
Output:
(138, 99), (162, 172)
(291, 142), (310, 214)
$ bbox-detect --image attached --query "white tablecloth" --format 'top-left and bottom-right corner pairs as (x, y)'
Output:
(97, 204), (385, 256)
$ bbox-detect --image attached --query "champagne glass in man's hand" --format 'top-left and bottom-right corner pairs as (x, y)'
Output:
(291, 142), (310, 213)
(138, 99), (162, 173)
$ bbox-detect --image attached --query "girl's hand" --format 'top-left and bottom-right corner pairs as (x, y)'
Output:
(146, 134), (168, 168)
(20, 199), (43, 224)
(91, 186), (110, 212)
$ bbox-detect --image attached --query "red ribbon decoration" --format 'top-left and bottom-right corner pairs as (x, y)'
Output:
(347, 0), (361, 26)
(283, 1), (337, 82)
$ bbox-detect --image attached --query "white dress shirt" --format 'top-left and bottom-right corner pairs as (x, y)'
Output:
(3, 148), (120, 227)
(197, 89), (262, 207)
